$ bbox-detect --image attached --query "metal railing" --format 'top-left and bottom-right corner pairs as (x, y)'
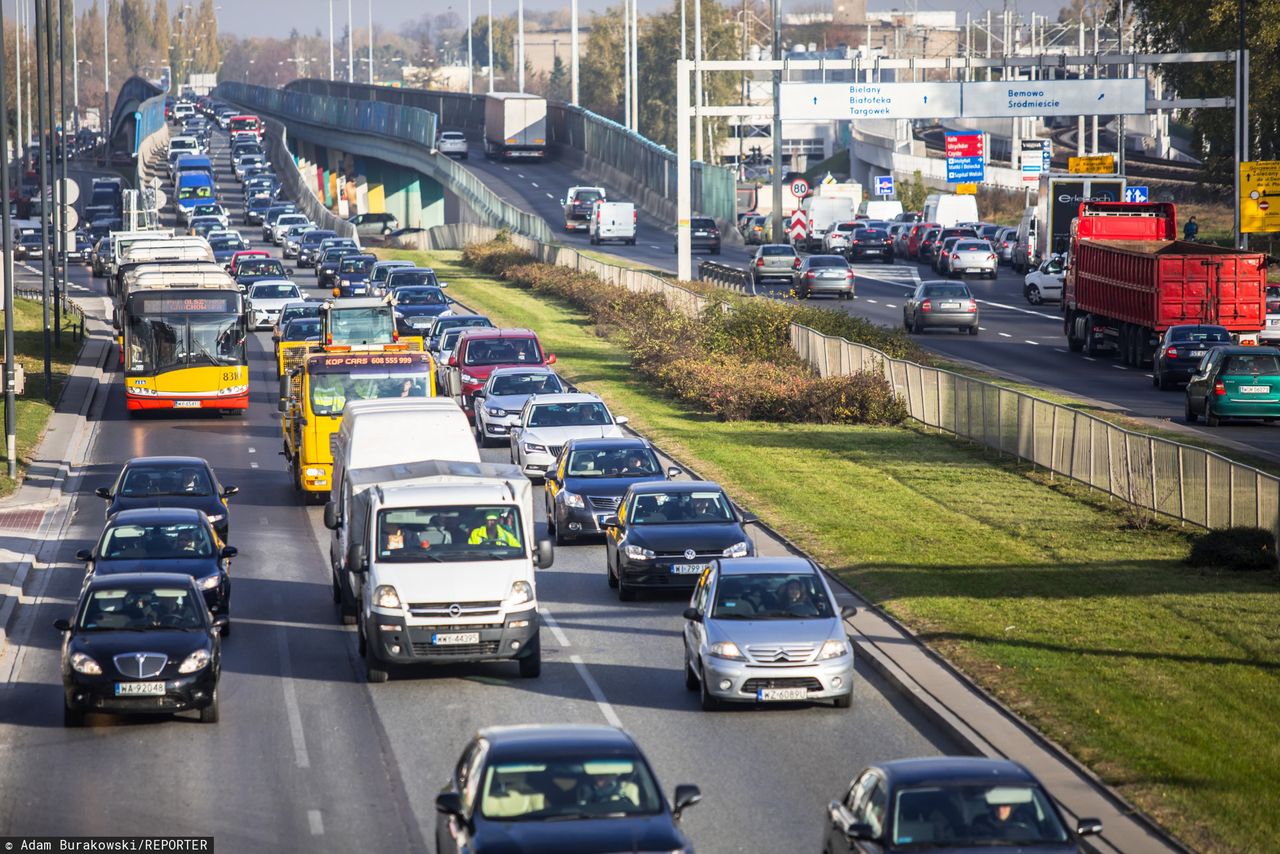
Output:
(15, 289), (87, 343)
(256, 116), (357, 240)
(698, 260), (756, 296)
(790, 325), (1280, 532)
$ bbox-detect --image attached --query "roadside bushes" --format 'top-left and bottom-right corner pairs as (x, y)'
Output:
(1187, 527), (1279, 572)
(461, 237), (908, 425)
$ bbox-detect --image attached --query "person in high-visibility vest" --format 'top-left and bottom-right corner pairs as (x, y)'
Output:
(312, 376), (346, 415)
(468, 512), (521, 547)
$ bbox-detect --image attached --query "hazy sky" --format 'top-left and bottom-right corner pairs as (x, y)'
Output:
(204, 0), (1071, 39)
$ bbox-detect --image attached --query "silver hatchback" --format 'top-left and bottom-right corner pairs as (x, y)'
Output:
(682, 556), (855, 710)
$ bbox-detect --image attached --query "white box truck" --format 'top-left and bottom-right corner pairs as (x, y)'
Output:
(589, 201), (637, 246)
(484, 93), (548, 160)
(322, 459), (553, 682)
(801, 196), (856, 251)
(923, 193), (980, 228)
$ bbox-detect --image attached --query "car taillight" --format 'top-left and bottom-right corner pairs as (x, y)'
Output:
(967, 300), (977, 312)
(846, 271), (854, 279)
(805, 271), (816, 278)
(920, 300), (932, 312)
(951, 253), (960, 260)
(1166, 347), (1178, 358)
(596, 211), (600, 221)
(987, 254), (996, 261)
(793, 258), (801, 269)
(850, 239), (860, 245)
(1214, 380), (1227, 396)
(756, 258), (764, 267)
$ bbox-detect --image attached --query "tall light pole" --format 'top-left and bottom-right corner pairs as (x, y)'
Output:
(34, 0), (52, 400)
(15, 0), (23, 166)
(1236, 0), (1247, 248)
(57, 0), (68, 345)
(570, 0), (578, 104)
(72, 0), (79, 127)
(487, 0), (494, 92)
(102, 0), (109, 153)
(694, 0), (702, 160)
(466, 0), (473, 94)
(517, 0), (525, 92)
(329, 0), (335, 80)
(630, 0), (638, 131)
(770, 0), (783, 243)
(347, 0), (354, 82)
(1, 0), (18, 477)
(367, 0), (374, 84)
(623, 0), (630, 127)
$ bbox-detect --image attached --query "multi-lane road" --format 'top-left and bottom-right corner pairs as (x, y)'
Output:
(0, 129), (961, 850)
(447, 134), (1280, 461)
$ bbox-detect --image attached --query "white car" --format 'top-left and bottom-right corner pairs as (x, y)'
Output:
(823, 221), (859, 254)
(437, 131), (469, 159)
(473, 367), (567, 447)
(245, 280), (304, 329)
(270, 213), (311, 245)
(1023, 256), (1066, 305)
(509, 393), (628, 478)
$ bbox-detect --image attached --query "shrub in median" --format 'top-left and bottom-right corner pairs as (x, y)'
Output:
(1187, 527), (1279, 572)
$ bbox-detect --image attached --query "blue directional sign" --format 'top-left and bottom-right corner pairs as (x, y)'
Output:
(874, 175), (895, 196)
(1124, 186), (1149, 203)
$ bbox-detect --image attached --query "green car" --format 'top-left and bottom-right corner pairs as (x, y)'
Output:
(1185, 345), (1280, 426)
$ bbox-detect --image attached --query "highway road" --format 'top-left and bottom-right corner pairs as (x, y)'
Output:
(449, 137), (1280, 461)
(0, 130), (960, 850)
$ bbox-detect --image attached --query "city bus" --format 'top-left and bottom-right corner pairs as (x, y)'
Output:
(119, 275), (249, 413)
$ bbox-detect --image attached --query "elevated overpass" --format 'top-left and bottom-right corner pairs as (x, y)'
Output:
(108, 76), (165, 158)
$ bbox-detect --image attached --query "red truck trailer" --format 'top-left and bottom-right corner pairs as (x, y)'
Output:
(1063, 201), (1269, 366)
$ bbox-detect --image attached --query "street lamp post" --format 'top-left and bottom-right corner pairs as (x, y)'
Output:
(570, 0), (578, 104)
(467, 0), (473, 94)
(517, 0), (525, 92)
(487, 0), (494, 93)
(770, 0), (783, 244)
(34, 0), (52, 400)
(368, 0), (374, 84)
(329, 0), (335, 80)
(72, 0), (79, 128)
(347, 0), (354, 82)
(1, 0), (18, 477)
(15, 0), (23, 166)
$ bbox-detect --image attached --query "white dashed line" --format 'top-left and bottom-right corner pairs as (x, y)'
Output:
(865, 299), (877, 304)
(248, 447), (256, 454)
(998, 332), (1011, 338)
(249, 461), (259, 469)
(531, 182), (539, 188)
(1084, 356), (1097, 362)
(308, 810), (324, 836)
(503, 166), (511, 171)
(1145, 373), (1154, 378)
(545, 193), (554, 199)
(277, 629), (311, 769)
(1024, 340), (1039, 346)
(885, 303), (896, 308)
(1055, 348), (1068, 353)
(517, 173), (525, 179)
(541, 608), (621, 726)
(1112, 364), (1128, 370)
(541, 608), (572, 647)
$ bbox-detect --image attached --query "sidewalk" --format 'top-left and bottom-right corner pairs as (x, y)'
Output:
(0, 314), (112, 652)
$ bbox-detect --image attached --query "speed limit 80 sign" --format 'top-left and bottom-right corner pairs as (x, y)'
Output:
(790, 178), (810, 198)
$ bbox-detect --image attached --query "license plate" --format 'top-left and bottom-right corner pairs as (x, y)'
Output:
(967, 268), (982, 273)
(1240, 385), (1270, 394)
(941, 302), (961, 309)
(1190, 350), (1206, 357)
(758, 687), (808, 701)
(115, 682), (165, 696)
(410, 318), (433, 327)
(1270, 319), (1280, 326)
(173, 400), (201, 408)
(670, 562), (711, 575)
(431, 632), (480, 645)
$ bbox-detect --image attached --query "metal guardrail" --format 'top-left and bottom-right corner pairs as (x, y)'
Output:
(256, 117), (358, 241)
(698, 260), (756, 296)
(15, 288), (87, 343)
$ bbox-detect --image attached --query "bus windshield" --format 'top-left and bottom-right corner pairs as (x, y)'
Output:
(127, 313), (246, 374)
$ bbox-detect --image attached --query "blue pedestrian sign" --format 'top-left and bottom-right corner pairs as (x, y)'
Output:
(874, 175), (895, 196)
(1124, 186), (1149, 203)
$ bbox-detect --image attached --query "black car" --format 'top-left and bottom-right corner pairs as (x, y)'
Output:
(673, 217), (721, 255)
(545, 438), (679, 545)
(845, 227), (893, 263)
(296, 229), (337, 267)
(56, 572), (226, 727)
(1153, 324), (1232, 390)
(317, 247), (359, 289)
(427, 314), (495, 352)
(95, 455), (238, 542)
(604, 480), (754, 601)
(916, 228), (943, 264)
(14, 231), (46, 261)
(210, 233), (247, 265)
(391, 285), (453, 333)
(435, 725), (701, 854)
(234, 258), (289, 291)
(334, 253), (377, 297)
(90, 237), (111, 277)
(824, 756), (1101, 852)
(77, 507), (236, 630)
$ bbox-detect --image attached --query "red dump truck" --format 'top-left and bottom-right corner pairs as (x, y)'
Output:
(1063, 201), (1269, 366)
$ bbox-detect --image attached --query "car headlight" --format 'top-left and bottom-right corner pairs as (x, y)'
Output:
(178, 649), (211, 673)
(819, 639), (850, 660)
(197, 572), (222, 591)
(505, 580), (534, 608)
(205, 513), (225, 523)
(70, 651), (102, 675)
(722, 540), (750, 559)
(563, 492), (585, 509)
(708, 641), (747, 661)
(460, 372), (482, 385)
(622, 543), (654, 561)
(373, 585), (402, 609)
(523, 442), (548, 455)
(304, 467), (325, 477)
(485, 406), (507, 417)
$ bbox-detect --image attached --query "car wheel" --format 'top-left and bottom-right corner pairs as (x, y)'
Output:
(198, 688), (220, 724)
(1185, 397), (1199, 423)
(1026, 285), (1042, 305)
(220, 620), (232, 638)
(331, 570), (342, 604)
(364, 629), (390, 683)
(699, 666), (721, 711)
(833, 690), (853, 709)
(1206, 406), (1221, 427)
(912, 316), (924, 334)
(684, 653), (700, 692)
(518, 634), (542, 678)
(617, 576), (636, 601)
(967, 325), (979, 336)
(903, 313), (911, 331)
(63, 703), (84, 728)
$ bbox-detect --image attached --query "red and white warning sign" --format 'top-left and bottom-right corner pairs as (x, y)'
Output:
(788, 209), (807, 244)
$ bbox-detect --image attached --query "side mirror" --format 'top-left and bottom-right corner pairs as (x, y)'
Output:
(220, 546), (238, 559)
(53, 618), (71, 632)
(546, 353), (557, 365)
(845, 822), (877, 842)
(672, 784), (702, 819)
(323, 501), (341, 530)
(222, 485), (239, 497)
(1076, 818), (1103, 837)
(841, 604), (857, 619)
(75, 549), (93, 561)
(614, 415), (629, 426)
(471, 389), (486, 400)
(348, 542), (367, 574)
(682, 607), (702, 622)
(600, 514), (619, 529)
(535, 538), (554, 569)
(94, 487), (112, 499)
(666, 466), (682, 479)
(211, 615), (230, 631)
(737, 508), (759, 524)
(435, 792), (465, 818)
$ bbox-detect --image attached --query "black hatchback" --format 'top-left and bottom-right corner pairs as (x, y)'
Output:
(1153, 325), (1231, 390)
(436, 724), (701, 854)
(95, 456), (238, 542)
(846, 228), (894, 263)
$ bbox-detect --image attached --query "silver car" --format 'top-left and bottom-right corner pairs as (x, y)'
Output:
(903, 280), (980, 335)
(473, 367), (566, 447)
(683, 556), (855, 710)
(751, 244), (800, 286)
(947, 240), (998, 279)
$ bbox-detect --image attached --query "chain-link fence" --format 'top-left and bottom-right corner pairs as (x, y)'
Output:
(790, 324), (1280, 531)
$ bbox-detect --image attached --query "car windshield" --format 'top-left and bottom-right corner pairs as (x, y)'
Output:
(340, 257), (374, 275)
(323, 249), (355, 262)
(567, 448), (659, 477)
(922, 285), (972, 299)
(77, 586), (206, 631)
(527, 402), (610, 427)
(630, 490), (733, 524)
(1171, 328), (1230, 343)
(395, 288), (447, 307)
(119, 465), (213, 497)
(691, 218), (716, 229)
(388, 270), (440, 287)
(464, 337), (542, 366)
(890, 783), (1068, 848)
(761, 246), (795, 257)
(478, 756), (662, 821)
(303, 232), (335, 245)
(711, 572), (833, 620)
(308, 364), (429, 415)
(283, 318), (322, 340)
(20, 234), (42, 246)
(241, 260), (285, 277)
(1223, 354), (1280, 375)
(440, 330), (466, 351)
(98, 522), (216, 560)
(250, 284), (300, 300)
(490, 372), (562, 396)
(210, 236), (244, 251)
(855, 229), (887, 239)
(280, 304), (320, 324)
(808, 257), (846, 268)
(375, 505), (524, 562)
(177, 185), (213, 201)
(957, 242), (989, 252)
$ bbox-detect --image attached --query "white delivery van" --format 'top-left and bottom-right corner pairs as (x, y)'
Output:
(1013, 206), (1039, 273)
(923, 194), (980, 228)
(589, 201), (637, 246)
(862, 200), (904, 220)
(802, 196), (856, 251)
(323, 459), (553, 682)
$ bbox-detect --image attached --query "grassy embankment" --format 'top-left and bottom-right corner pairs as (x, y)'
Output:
(380, 246), (1280, 853)
(0, 299), (84, 497)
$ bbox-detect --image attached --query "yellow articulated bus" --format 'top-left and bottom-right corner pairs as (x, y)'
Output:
(118, 266), (249, 414)
(279, 348), (438, 498)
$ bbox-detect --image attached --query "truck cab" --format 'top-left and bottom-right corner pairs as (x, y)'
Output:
(563, 186), (606, 232)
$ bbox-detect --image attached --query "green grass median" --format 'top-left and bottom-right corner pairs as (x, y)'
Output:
(0, 298), (84, 498)
(379, 246), (1279, 853)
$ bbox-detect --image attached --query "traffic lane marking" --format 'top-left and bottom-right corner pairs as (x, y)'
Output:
(855, 272), (1061, 321)
(542, 607), (622, 727)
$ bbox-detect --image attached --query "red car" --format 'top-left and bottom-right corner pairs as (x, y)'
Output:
(445, 328), (556, 418)
(227, 249), (270, 276)
(906, 222), (940, 260)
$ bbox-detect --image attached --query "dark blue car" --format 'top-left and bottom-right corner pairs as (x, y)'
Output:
(234, 257), (288, 290)
(545, 437), (678, 545)
(334, 253), (376, 297)
(391, 285), (452, 333)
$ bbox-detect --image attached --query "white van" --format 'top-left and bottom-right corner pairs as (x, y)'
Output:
(1013, 206), (1038, 274)
(923, 194), (980, 229)
(328, 398), (481, 621)
(589, 201), (637, 246)
(322, 459), (552, 682)
(802, 196), (856, 251)
(862, 200), (904, 220)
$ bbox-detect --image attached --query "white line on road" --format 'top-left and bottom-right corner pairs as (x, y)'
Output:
(545, 193), (554, 199)
(308, 810), (324, 836)
(1145, 374), (1155, 378)
(1112, 364), (1128, 370)
(503, 166), (511, 171)
(885, 303), (896, 309)
(650, 245), (662, 250)
(1055, 348), (1068, 353)
(571, 654), (623, 727)
(531, 182), (539, 188)
(248, 447), (256, 454)
(1024, 340), (1039, 346)
(517, 173), (525, 179)
(865, 299), (877, 304)
(249, 461), (259, 469)
(277, 628), (311, 769)
(1084, 357), (1097, 362)
(998, 332), (1011, 338)
(540, 608), (572, 647)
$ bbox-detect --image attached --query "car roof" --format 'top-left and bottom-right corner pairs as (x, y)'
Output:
(714, 555), (816, 576)
(565, 436), (652, 452)
(875, 757), (1038, 789)
(459, 327), (538, 341)
(478, 724), (640, 758)
(529, 393), (600, 406)
(629, 480), (722, 495)
(489, 366), (555, 377)
(124, 455), (211, 468)
(84, 571), (201, 590)
(110, 507), (209, 524)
